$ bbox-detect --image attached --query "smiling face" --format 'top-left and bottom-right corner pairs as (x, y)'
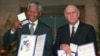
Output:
(27, 5), (41, 22)
(64, 5), (80, 25)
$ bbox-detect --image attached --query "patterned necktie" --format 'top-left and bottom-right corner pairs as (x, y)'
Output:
(30, 23), (34, 35)
(71, 27), (75, 38)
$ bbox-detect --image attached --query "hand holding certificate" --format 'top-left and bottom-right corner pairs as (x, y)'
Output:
(57, 50), (74, 56)
(58, 43), (77, 56)
(17, 12), (29, 25)
(58, 42), (96, 56)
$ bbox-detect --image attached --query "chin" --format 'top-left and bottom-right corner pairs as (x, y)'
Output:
(31, 20), (35, 22)
(70, 22), (76, 24)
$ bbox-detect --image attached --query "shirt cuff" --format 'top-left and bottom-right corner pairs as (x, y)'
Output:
(10, 30), (15, 34)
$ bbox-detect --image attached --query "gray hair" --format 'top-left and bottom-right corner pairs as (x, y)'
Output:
(27, 1), (42, 11)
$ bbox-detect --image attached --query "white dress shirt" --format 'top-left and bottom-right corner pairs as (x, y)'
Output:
(69, 20), (80, 36)
(10, 20), (38, 34)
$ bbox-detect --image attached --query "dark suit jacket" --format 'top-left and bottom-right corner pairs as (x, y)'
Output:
(53, 22), (98, 56)
(3, 20), (53, 56)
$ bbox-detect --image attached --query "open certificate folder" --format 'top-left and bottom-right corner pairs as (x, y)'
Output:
(17, 34), (46, 56)
(57, 42), (96, 56)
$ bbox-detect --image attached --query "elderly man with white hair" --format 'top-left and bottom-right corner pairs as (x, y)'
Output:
(53, 4), (98, 56)
(3, 1), (53, 56)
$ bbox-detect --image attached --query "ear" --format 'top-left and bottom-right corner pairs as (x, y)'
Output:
(78, 10), (80, 17)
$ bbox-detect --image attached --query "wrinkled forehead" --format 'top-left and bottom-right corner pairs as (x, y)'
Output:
(28, 5), (38, 9)
(65, 5), (78, 12)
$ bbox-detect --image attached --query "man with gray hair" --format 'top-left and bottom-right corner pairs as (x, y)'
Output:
(3, 1), (53, 56)
(53, 4), (98, 56)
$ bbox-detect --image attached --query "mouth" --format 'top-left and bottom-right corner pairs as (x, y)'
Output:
(28, 16), (35, 19)
(30, 17), (34, 19)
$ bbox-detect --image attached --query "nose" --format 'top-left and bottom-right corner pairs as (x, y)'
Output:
(70, 13), (74, 17)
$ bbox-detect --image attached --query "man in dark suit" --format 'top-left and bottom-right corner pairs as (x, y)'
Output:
(53, 5), (98, 56)
(3, 1), (53, 56)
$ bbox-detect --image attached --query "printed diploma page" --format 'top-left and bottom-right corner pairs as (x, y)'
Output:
(17, 34), (46, 56)
(78, 42), (96, 56)
(18, 35), (36, 56)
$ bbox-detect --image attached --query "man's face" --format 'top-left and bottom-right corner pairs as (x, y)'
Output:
(27, 6), (41, 22)
(64, 5), (80, 25)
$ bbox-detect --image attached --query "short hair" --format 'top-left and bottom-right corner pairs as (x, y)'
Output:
(27, 1), (42, 11)
(65, 4), (79, 11)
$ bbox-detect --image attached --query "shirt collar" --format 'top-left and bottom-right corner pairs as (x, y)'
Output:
(29, 20), (38, 25)
(69, 20), (80, 28)
(29, 20), (38, 32)
(69, 20), (80, 33)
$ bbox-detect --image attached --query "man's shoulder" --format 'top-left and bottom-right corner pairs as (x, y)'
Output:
(79, 22), (95, 31)
(80, 22), (94, 29)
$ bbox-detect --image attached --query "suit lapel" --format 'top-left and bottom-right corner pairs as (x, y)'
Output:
(67, 25), (71, 44)
(69, 22), (83, 43)
(34, 21), (42, 35)
(63, 25), (70, 44)
(74, 22), (83, 40)
(67, 25), (70, 39)
(34, 24), (39, 35)
(22, 24), (30, 34)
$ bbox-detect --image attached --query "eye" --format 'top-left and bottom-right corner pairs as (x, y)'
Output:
(72, 11), (76, 14)
(66, 12), (71, 15)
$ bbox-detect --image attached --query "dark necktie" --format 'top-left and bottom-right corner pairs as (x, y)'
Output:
(71, 27), (75, 38)
(30, 23), (34, 35)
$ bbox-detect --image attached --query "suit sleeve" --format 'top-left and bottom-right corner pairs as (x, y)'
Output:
(88, 26), (98, 56)
(53, 29), (61, 56)
(43, 28), (54, 56)
(3, 29), (18, 49)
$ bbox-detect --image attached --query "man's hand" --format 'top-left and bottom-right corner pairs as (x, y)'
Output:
(60, 44), (71, 54)
(11, 20), (22, 32)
